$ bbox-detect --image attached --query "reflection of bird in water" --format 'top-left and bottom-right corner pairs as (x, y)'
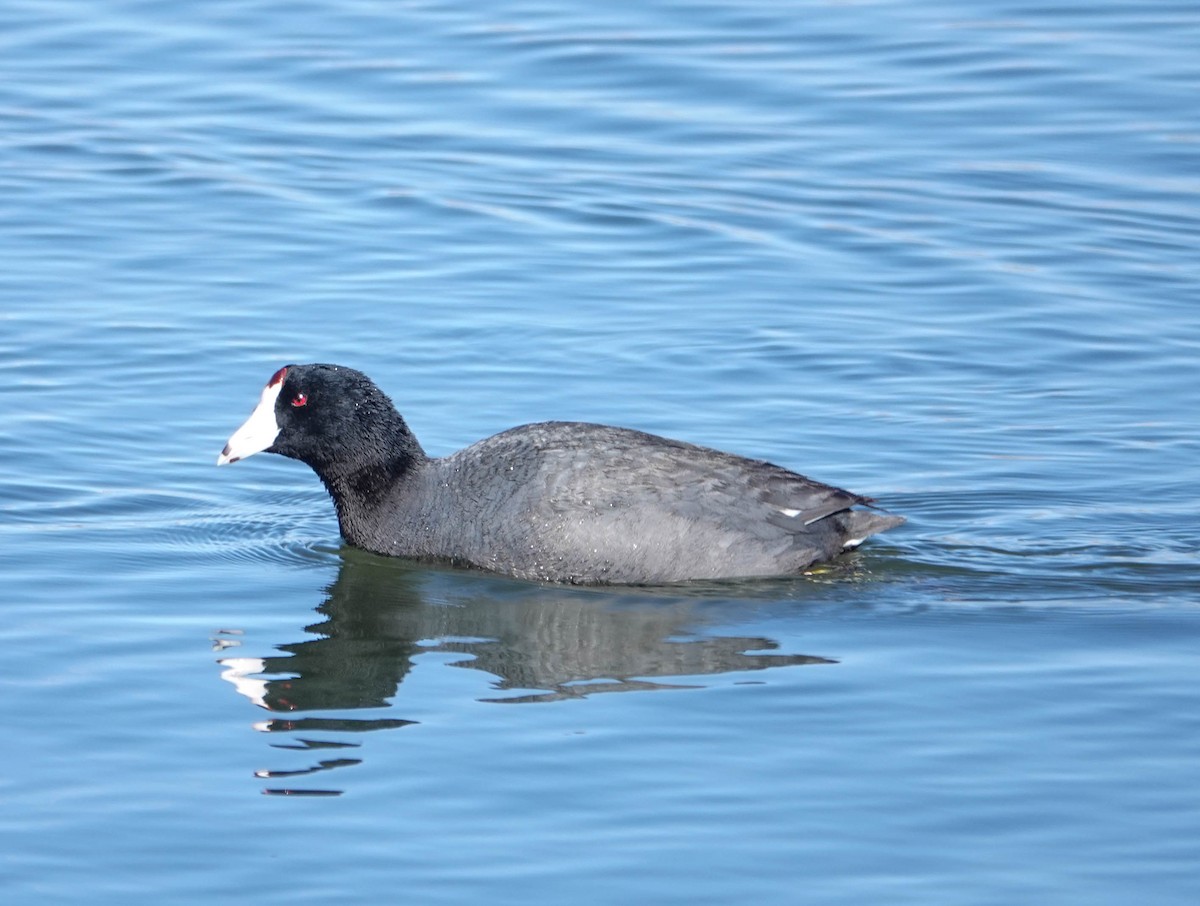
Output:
(216, 556), (837, 794)
(219, 555), (835, 713)
(430, 593), (833, 703)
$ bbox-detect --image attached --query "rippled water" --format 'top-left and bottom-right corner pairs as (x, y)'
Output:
(2, 0), (1198, 903)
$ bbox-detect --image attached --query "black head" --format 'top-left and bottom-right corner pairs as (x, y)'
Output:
(218, 364), (423, 475)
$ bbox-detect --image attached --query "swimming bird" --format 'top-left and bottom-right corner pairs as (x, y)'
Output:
(218, 364), (903, 584)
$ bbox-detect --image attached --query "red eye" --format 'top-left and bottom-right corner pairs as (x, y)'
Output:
(291, 393), (308, 408)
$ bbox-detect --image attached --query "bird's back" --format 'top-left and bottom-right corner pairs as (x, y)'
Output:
(414, 422), (901, 583)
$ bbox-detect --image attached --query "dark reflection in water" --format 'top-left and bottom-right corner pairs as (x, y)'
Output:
(217, 553), (835, 794)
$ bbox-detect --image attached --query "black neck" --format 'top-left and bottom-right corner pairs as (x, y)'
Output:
(310, 416), (427, 545)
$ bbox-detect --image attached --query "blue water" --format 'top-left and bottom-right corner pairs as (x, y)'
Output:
(2, 0), (1199, 902)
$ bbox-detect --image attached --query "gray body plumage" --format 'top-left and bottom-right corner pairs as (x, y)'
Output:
(344, 421), (902, 584)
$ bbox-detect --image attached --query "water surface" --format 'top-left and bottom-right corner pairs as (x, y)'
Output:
(2, 1), (1198, 903)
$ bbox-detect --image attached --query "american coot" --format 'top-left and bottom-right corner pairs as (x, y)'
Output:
(218, 364), (903, 585)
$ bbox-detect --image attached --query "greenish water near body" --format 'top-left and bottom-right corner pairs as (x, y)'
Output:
(1, 0), (1198, 903)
